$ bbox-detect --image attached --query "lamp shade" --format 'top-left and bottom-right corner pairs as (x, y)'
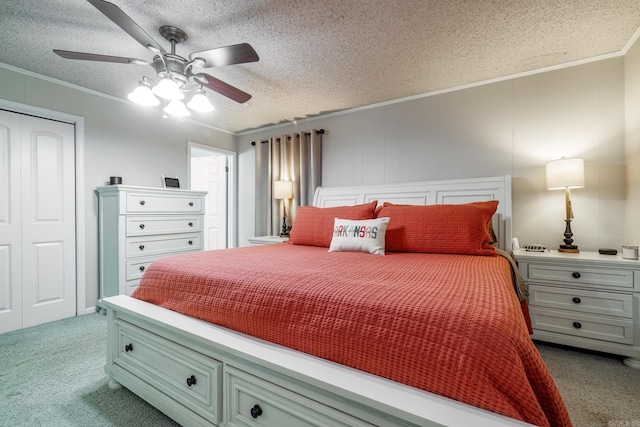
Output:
(273, 180), (293, 200)
(546, 158), (584, 190)
(187, 89), (214, 112)
(128, 81), (160, 106)
(153, 76), (184, 101)
(163, 100), (191, 117)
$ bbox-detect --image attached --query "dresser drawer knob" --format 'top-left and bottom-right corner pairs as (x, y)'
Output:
(250, 404), (263, 419)
(572, 272), (581, 279)
(572, 321), (582, 329)
(139, 224), (145, 229)
(124, 343), (133, 352)
(189, 202), (194, 207)
(188, 222), (193, 227)
(572, 297), (581, 304)
(186, 375), (197, 387)
(188, 240), (193, 245)
(139, 200), (145, 206)
(139, 266), (145, 272)
(139, 245), (145, 251)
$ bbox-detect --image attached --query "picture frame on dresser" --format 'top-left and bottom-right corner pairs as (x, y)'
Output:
(513, 248), (640, 369)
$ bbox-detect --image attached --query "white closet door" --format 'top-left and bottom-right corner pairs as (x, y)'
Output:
(20, 115), (76, 328)
(0, 110), (22, 333)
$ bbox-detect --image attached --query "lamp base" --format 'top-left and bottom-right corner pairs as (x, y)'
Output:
(280, 216), (289, 236)
(558, 219), (579, 253)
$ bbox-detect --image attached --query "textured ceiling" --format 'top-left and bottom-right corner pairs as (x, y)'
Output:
(1, 0), (639, 133)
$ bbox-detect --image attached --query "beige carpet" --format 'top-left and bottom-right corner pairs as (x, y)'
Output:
(537, 342), (640, 427)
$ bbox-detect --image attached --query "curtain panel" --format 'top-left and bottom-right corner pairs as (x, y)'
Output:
(255, 130), (323, 236)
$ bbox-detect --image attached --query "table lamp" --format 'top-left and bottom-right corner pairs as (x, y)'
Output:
(274, 180), (293, 236)
(546, 157), (584, 253)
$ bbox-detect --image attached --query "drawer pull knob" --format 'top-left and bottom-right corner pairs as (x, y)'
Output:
(139, 266), (145, 272)
(250, 404), (263, 419)
(124, 343), (133, 352)
(139, 224), (145, 229)
(189, 202), (194, 207)
(572, 297), (581, 304)
(572, 272), (581, 279)
(139, 245), (145, 251)
(188, 222), (193, 227)
(186, 375), (197, 387)
(573, 321), (582, 329)
(188, 240), (193, 245)
(139, 200), (145, 206)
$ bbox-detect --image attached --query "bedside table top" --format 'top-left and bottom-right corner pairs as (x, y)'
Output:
(512, 249), (640, 267)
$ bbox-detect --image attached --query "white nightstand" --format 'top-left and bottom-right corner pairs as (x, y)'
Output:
(513, 249), (640, 369)
(247, 235), (289, 245)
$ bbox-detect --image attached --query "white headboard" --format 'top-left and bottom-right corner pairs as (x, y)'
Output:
(313, 175), (512, 250)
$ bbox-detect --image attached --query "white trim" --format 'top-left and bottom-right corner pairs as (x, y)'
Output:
(187, 141), (238, 248)
(0, 99), (91, 315)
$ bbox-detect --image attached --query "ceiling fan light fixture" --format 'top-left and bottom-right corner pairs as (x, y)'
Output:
(187, 88), (214, 112)
(127, 79), (159, 106)
(153, 76), (184, 101)
(163, 99), (191, 117)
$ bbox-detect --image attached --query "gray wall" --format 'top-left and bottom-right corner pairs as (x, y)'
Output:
(0, 66), (235, 313)
(237, 56), (630, 252)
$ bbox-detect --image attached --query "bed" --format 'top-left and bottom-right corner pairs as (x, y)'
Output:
(101, 175), (572, 427)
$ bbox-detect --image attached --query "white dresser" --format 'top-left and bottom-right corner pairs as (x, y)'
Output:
(96, 185), (207, 299)
(514, 249), (640, 368)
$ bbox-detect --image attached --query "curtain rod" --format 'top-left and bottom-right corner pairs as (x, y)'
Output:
(251, 129), (324, 146)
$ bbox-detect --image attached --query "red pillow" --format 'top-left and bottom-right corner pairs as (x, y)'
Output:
(289, 201), (378, 247)
(375, 201), (498, 255)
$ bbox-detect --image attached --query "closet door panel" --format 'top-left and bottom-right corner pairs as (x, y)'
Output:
(0, 111), (22, 334)
(20, 116), (76, 328)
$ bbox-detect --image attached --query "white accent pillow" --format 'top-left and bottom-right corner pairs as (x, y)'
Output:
(328, 217), (390, 255)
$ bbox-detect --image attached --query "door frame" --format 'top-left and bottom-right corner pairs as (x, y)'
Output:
(0, 99), (88, 315)
(187, 141), (237, 248)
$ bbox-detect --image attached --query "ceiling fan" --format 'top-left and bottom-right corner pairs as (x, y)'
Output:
(53, 0), (259, 116)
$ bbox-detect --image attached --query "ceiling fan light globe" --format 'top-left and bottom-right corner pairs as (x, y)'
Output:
(128, 84), (159, 106)
(187, 91), (214, 112)
(153, 77), (184, 101)
(163, 100), (191, 117)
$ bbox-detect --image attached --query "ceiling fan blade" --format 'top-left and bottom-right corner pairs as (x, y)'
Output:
(190, 43), (259, 68)
(197, 73), (252, 103)
(87, 0), (166, 54)
(53, 49), (149, 65)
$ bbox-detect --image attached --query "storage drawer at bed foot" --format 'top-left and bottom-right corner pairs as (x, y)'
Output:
(126, 216), (202, 236)
(525, 263), (634, 289)
(125, 234), (202, 258)
(125, 192), (204, 214)
(114, 320), (222, 424)
(528, 285), (634, 318)
(530, 307), (634, 345)
(225, 366), (374, 427)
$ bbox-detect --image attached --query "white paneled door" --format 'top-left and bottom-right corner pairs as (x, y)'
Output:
(0, 110), (76, 333)
(191, 152), (228, 250)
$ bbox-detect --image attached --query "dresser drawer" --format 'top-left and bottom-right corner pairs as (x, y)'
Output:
(126, 192), (204, 214)
(225, 366), (374, 427)
(528, 285), (633, 318)
(125, 256), (168, 281)
(526, 263), (634, 289)
(530, 307), (634, 345)
(126, 234), (201, 258)
(114, 320), (222, 424)
(126, 216), (202, 236)
(125, 279), (140, 296)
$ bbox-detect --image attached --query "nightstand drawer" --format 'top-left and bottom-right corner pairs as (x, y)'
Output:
(526, 263), (634, 289)
(529, 285), (633, 318)
(530, 307), (634, 345)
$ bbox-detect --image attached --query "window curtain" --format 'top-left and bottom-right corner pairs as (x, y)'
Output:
(255, 129), (323, 236)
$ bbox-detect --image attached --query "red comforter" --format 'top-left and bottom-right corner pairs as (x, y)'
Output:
(132, 243), (571, 427)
